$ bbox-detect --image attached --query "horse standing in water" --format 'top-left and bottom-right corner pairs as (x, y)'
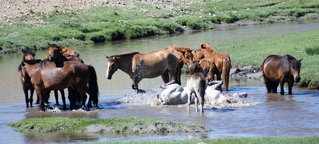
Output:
(262, 54), (302, 95)
(47, 44), (99, 109)
(106, 50), (179, 93)
(186, 62), (206, 113)
(18, 49), (39, 107)
(196, 43), (231, 91)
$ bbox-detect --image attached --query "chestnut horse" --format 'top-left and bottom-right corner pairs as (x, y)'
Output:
(22, 60), (99, 111)
(198, 58), (217, 82)
(106, 50), (179, 93)
(186, 61), (206, 113)
(162, 46), (195, 84)
(262, 54), (302, 95)
(196, 43), (231, 91)
(18, 49), (38, 107)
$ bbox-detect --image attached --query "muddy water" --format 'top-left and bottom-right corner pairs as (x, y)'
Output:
(1, 20), (319, 143)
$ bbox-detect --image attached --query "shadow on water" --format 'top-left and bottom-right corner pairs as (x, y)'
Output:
(205, 108), (235, 113)
(99, 101), (123, 110)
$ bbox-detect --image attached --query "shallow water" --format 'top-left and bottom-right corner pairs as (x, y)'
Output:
(1, 20), (319, 143)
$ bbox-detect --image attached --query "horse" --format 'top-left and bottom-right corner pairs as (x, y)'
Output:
(198, 58), (217, 82)
(21, 59), (99, 111)
(186, 62), (206, 113)
(47, 43), (99, 109)
(18, 49), (38, 107)
(196, 42), (231, 91)
(262, 54), (302, 95)
(162, 46), (195, 84)
(106, 50), (179, 93)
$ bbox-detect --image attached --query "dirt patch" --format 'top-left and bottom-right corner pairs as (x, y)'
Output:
(79, 122), (210, 135)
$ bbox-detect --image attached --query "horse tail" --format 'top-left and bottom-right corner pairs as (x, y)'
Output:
(88, 65), (99, 107)
(222, 56), (231, 91)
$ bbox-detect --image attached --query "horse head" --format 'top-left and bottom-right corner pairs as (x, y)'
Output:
(288, 56), (302, 83)
(60, 45), (80, 58)
(22, 49), (35, 61)
(105, 56), (119, 79)
(183, 49), (196, 66)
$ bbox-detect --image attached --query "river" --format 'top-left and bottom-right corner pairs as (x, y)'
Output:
(0, 20), (319, 144)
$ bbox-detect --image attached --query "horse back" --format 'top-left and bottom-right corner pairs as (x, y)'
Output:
(262, 55), (290, 81)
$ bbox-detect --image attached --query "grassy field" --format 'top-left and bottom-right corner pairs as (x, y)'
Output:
(93, 136), (319, 144)
(9, 117), (210, 134)
(215, 29), (319, 89)
(1, 0), (319, 54)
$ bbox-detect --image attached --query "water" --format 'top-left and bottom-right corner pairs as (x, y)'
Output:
(1, 20), (319, 143)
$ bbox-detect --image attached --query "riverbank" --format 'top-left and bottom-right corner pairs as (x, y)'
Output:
(1, 0), (319, 54)
(97, 136), (319, 144)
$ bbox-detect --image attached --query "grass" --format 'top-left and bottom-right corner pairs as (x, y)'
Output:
(1, 0), (319, 54)
(91, 136), (319, 144)
(214, 29), (319, 89)
(9, 117), (210, 134)
(305, 44), (319, 55)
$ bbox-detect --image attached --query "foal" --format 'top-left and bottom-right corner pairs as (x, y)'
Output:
(18, 49), (38, 107)
(186, 62), (206, 113)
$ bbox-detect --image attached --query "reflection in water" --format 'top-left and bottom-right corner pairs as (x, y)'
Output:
(0, 20), (319, 143)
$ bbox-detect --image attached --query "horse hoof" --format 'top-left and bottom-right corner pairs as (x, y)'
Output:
(137, 89), (146, 93)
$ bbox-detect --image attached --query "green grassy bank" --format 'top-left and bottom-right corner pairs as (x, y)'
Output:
(1, 0), (319, 54)
(93, 136), (319, 144)
(9, 117), (210, 134)
(216, 29), (319, 89)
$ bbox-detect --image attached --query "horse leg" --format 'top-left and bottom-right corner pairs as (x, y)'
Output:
(161, 71), (170, 83)
(280, 82), (285, 95)
(273, 82), (279, 93)
(30, 88), (34, 107)
(132, 78), (145, 93)
(176, 64), (183, 85)
(54, 90), (59, 106)
(194, 94), (198, 112)
(60, 90), (66, 110)
(288, 82), (293, 95)
(187, 91), (192, 112)
(68, 87), (76, 110)
(23, 88), (29, 108)
(222, 71), (229, 91)
(35, 87), (45, 111)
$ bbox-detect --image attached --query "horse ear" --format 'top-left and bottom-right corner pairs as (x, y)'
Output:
(106, 56), (109, 59)
(299, 58), (303, 62)
(21, 49), (26, 54)
(48, 42), (52, 47)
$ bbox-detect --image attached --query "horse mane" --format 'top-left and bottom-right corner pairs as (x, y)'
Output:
(284, 54), (296, 61)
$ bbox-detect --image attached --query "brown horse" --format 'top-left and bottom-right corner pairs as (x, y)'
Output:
(262, 55), (302, 95)
(186, 61), (206, 113)
(162, 46), (195, 84)
(106, 50), (179, 93)
(198, 58), (217, 82)
(196, 43), (231, 91)
(18, 49), (37, 107)
(47, 44), (100, 109)
(22, 59), (99, 111)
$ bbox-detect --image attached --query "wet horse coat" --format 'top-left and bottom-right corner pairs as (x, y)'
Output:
(22, 60), (98, 111)
(262, 54), (302, 95)
(106, 50), (179, 93)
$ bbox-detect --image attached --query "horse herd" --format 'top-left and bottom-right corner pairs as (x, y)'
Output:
(18, 42), (302, 112)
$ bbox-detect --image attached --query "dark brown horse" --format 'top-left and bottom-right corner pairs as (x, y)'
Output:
(18, 49), (37, 107)
(196, 43), (231, 91)
(262, 54), (302, 95)
(22, 59), (99, 111)
(47, 44), (99, 109)
(106, 50), (179, 93)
